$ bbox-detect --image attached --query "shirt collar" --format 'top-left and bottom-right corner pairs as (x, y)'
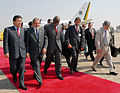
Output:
(75, 25), (79, 29)
(13, 25), (20, 31)
(33, 27), (40, 33)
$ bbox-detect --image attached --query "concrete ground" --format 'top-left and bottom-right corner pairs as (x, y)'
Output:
(0, 33), (120, 93)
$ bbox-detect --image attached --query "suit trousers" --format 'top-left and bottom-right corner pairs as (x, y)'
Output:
(31, 54), (43, 83)
(44, 47), (62, 76)
(70, 48), (79, 70)
(86, 40), (95, 60)
(65, 56), (71, 67)
(92, 46), (115, 72)
(9, 56), (26, 87)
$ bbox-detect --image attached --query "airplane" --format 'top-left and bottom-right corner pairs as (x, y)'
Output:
(0, 2), (92, 40)
(40, 2), (92, 26)
(23, 1), (92, 28)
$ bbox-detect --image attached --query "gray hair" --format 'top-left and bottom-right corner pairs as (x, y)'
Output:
(32, 18), (40, 23)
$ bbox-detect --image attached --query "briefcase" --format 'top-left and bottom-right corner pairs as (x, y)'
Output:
(110, 45), (118, 57)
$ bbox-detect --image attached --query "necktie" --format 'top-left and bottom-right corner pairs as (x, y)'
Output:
(76, 26), (78, 32)
(91, 29), (94, 39)
(36, 29), (39, 39)
(55, 26), (57, 34)
(17, 28), (20, 36)
(105, 31), (108, 45)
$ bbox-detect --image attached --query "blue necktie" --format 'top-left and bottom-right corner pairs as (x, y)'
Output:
(105, 31), (108, 45)
(36, 29), (39, 39)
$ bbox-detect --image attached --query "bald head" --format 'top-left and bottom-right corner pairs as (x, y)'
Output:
(53, 16), (60, 26)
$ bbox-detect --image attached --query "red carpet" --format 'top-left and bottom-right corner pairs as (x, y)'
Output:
(0, 47), (120, 93)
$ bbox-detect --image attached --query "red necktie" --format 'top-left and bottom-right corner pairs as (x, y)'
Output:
(17, 28), (20, 36)
(55, 26), (57, 34)
(76, 26), (78, 32)
(91, 29), (94, 39)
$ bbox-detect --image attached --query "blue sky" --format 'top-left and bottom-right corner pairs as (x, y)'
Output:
(0, 0), (120, 31)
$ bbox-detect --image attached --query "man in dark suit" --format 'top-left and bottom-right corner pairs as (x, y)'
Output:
(65, 17), (84, 74)
(26, 18), (47, 86)
(3, 15), (27, 90)
(44, 16), (64, 80)
(61, 24), (71, 68)
(85, 22), (96, 61)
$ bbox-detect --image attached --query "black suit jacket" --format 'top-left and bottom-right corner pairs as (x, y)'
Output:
(3, 26), (26, 58)
(85, 28), (96, 46)
(26, 27), (47, 58)
(65, 25), (84, 50)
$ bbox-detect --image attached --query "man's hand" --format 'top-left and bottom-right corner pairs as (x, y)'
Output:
(5, 53), (9, 58)
(26, 53), (30, 58)
(42, 48), (47, 54)
(97, 49), (102, 53)
(68, 44), (72, 49)
(81, 47), (84, 51)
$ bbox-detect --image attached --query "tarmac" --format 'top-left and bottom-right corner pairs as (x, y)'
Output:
(0, 33), (120, 93)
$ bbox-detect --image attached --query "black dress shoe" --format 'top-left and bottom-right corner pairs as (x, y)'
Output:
(91, 59), (94, 61)
(57, 76), (64, 80)
(13, 77), (17, 83)
(44, 69), (47, 74)
(74, 70), (79, 72)
(19, 86), (27, 90)
(110, 72), (118, 75)
(91, 67), (97, 72)
(39, 82), (43, 86)
(70, 70), (74, 74)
